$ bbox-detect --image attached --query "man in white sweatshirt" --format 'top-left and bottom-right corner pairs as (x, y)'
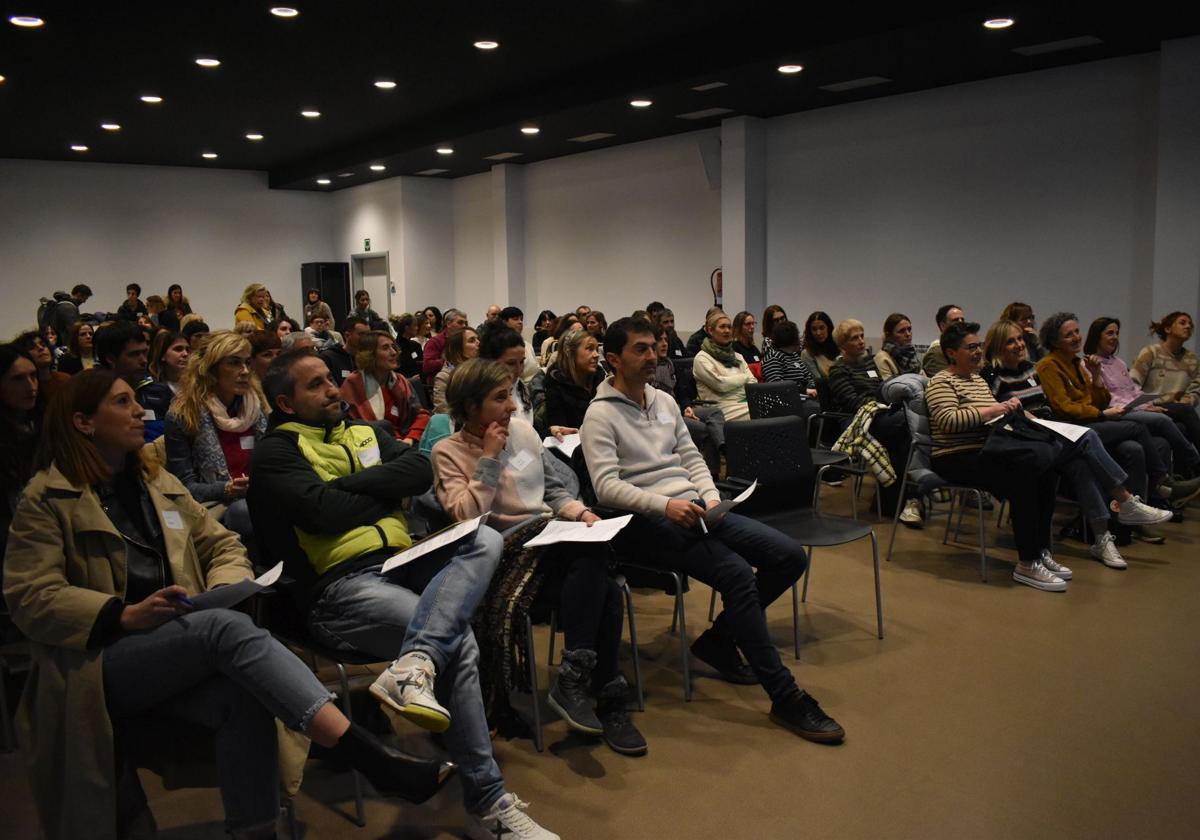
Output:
(580, 317), (845, 744)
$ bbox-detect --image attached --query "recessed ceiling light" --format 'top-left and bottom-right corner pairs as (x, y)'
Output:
(270, 7), (299, 17)
(630, 99), (652, 108)
(201, 152), (218, 159)
(338, 172), (354, 178)
(436, 147), (454, 155)
(473, 40), (499, 50)
(300, 109), (320, 118)
(140, 95), (163, 104)
(520, 126), (540, 135)
(374, 80), (397, 89)
(195, 57), (220, 68)
(777, 64), (804, 74)
(69, 144), (88, 152)
(0, 74), (6, 83)
(100, 122), (121, 131)
(316, 178), (331, 185)
(369, 164), (386, 171)
(245, 133), (264, 140)
(9, 16), (44, 27)
(984, 18), (1014, 29)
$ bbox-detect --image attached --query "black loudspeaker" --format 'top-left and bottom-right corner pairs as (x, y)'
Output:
(300, 262), (350, 326)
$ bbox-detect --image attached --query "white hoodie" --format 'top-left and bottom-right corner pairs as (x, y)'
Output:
(580, 377), (720, 517)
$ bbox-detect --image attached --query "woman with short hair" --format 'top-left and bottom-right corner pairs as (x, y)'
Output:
(692, 311), (757, 421)
(432, 327), (480, 415)
(342, 331), (431, 444)
(303, 288), (334, 327)
(233, 283), (271, 331)
(874, 313), (921, 380)
(247, 330), (282, 381)
(761, 320), (818, 398)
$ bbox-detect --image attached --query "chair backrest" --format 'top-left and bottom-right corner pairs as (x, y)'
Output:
(409, 374), (432, 410)
(673, 356), (699, 403)
(723, 416), (816, 511)
(745, 380), (808, 419)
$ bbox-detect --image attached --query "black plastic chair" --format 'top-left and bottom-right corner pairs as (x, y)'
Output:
(746, 381), (850, 475)
(717, 416), (883, 654)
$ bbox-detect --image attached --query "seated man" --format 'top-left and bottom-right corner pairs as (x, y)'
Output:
(95, 320), (172, 442)
(920, 304), (966, 377)
(580, 317), (844, 744)
(249, 348), (558, 840)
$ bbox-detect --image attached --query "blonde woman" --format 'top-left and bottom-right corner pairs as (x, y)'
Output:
(432, 327), (480, 415)
(692, 310), (757, 421)
(233, 283), (271, 330)
(164, 331), (268, 541)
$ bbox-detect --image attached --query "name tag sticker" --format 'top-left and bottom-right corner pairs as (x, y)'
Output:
(143, 410), (157, 420)
(358, 445), (380, 467)
(389, 404), (400, 417)
(342, 370), (351, 379)
(674, 349), (683, 357)
(239, 435), (255, 450)
(411, 352), (419, 359)
(1028, 378), (1038, 387)
(162, 510), (184, 530)
(867, 369), (879, 378)
(657, 411), (674, 426)
(508, 450), (535, 472)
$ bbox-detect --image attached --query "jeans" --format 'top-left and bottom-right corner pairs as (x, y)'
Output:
(1055, 428), (1128, 524)
(1089, 420), (1169, 496)
(103, 609), (333, 832)
(1121, 409), (1200, 475)
(613, 511), (807, 703)
(307, 527), (506, 814)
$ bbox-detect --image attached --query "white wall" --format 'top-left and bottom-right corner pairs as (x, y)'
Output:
(0, 159), (336, 340)
(451, 172), (494, 312)
(765, 54), (1161, 348)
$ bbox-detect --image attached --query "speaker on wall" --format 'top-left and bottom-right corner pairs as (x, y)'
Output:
(300, 262), (350, 326)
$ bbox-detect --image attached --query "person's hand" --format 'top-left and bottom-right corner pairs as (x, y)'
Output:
(398, 437), (413, 446)
(1023, 326), (1038, 337)
(1002, 397), (1022, 414)
(224, 476), (250, 500)
(664, 499), (701, 529)
(481, 421), (509, 459)
(1143, 404), (1167, 413)
(704, 498), (726, 525)
(1102, 406), (1125, 418)
(1083, 354), (1103, 375)
(120, 585), (192, 631)
(580, 510), (601, 526)
(806, 388), (818, 398)
(549, 425), (578, 441)
(683, 406), (696, 419)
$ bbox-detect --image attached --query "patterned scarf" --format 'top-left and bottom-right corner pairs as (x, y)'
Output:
(701, 336), (740, 368)
(882, 341), (922, 375)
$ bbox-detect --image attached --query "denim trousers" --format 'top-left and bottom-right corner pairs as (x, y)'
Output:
(1055, 428), (1129, 524)
(103, 609), (333, 832)
(307, 526), (506, 814)
(1089, 419), (1169, 495)
(613, 511), (807, 703)
(1120, 409), (1200, 474)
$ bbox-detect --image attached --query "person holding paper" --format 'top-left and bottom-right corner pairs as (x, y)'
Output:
(581, 317), (845, 744)
(4, 370), (453, 840)
(249, 349), (559, 840)
(433, 358), (646, 757)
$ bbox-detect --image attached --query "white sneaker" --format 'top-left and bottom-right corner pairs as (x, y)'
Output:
(465, 793), (560, 840)
(1116, 495), (1172, 526)
(1039, 549), (1072, 580)
(1089, 532), (1128, 569)
(369, 651), (451, 733)
(899, 499), (923, 528)
(1013, 561), (1067, 592)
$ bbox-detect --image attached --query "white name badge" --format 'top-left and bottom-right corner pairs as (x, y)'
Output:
(657, 411), (674, 426)
(389, 404), (400, 417)
(239, 435), (255, 450)
(358, 445), (380, 467)
(867, 369), (879, 378)
(143, 410), (157, 421)
(342, 370), (351, 379)
(1028, 378), (1038, 387)
(411, 351), (420, 360)
(508, 450), (535, 472)
(162, 510), (184, 530)
(674, 349), (683, 357)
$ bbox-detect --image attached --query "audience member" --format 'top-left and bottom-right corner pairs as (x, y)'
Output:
(413, 310), (433, 346)
(654, 307), (687, 359)
(761, 320), (818, 398)
(232, 319), (257, 337)
(56, 320), (97, 374)
(303, 313), (343, 352)
(269, 316), (300, 339)
(281, 331), (316, 352)
(477, 304), (502, 334)
(42, 324), (61, 365)
(433, 327), (480, 415)
(144, 295), (166, 328)
(343, 331), (431, 444)
(692, 311), (757, 421)
(874, 313), (922, 379)
(249, 350), (556, 840)
(732, 311), (762, 375)
(13, 330), (70, 409)
(685, 306), (724, 357)
(261, 288), (289, 325)
(303, 288), (334, 327)
(321, 316), (370, 387)
(386, 313), (423, 378)
(531, 309), (556, 354)
(545, 328), (604, 434)
(48, 283), (93, 341)
(480, 327), (536, 427)
(652, 326), (725, 478)
(350, 289), (383, 324)
(645, 301), (665, 323)
(5, 369), (446, 839)
(760, 305), (788, 355)
(423, 305), (445, 336)
(248, 329), (281, 382)
(801, 311), (839, 384)
(182, 318), (211, 351)
(999, 301), (1045, 362)
(575, 304), (592, 321)
(1131, 311), (1200, 425)
(584, 310), (608, 345)
(116, 283), (148, 323)
(538, 313), (582, 369)
(0, 344), (39, 582)
(96, 321), (171, 441)
(149, 330), (190, 395)
(422, 308), (469, 384)
(581, 317), (843, 742)
(160, 283), (192, 332)
(920, 304), (966, 377)
(234, 283), (272, 331)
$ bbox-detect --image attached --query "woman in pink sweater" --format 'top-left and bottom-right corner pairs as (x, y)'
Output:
(431, 359), (646, 756)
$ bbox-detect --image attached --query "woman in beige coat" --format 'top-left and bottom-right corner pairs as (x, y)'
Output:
(3, 370), (450, 839)
(692, 311), (758, 421)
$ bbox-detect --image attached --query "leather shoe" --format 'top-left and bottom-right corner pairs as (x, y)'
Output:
(690, 627), (758, 685)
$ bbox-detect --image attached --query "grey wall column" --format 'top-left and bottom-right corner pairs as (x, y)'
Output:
(721, 116), (767, 320)
(491, 163), (527, 312)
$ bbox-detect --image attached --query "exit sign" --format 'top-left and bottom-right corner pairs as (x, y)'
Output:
(363, 238), (371, 252)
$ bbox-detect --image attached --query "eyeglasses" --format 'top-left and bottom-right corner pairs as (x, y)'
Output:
(964, 342), (983, 351)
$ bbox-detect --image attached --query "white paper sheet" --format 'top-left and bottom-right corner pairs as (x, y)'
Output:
(705, 480), (758, 524)
(1029, 417), (1090, 443)
(1123, 393), (1161, 411)
(190, 561), (284, 611)
(543, 433), (582, 459)
(523, 514), (633, 548)
(381, 514), (487, 574)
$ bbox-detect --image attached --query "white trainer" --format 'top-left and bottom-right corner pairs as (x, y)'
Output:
(1116, 495), (1172, 526)
(1039, 549), (1072, 580)
(465, 793), (560, 840)
(1013, 561), (1067, 592)
(1089, 532), (1128, 569)
(899, 499), (923, 528)
(369, 651), (451, 733)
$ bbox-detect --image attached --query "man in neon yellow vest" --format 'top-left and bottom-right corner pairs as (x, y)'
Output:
(249, 349), (560, 840)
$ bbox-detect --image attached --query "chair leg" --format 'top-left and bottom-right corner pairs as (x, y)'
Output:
(792, 582), (801, 660)
(707, 588), (717, 623)
(886, 484), (906, 562)
(976, 492), (988, 583)
(525, 613), (544, 753)
(801, 548), (813, 603)
(870, 531), (884, 639)
(953, 491), (968, 542)
(285, 796), (301, 840)
(0, 657), (12, 753)
(547, 609), (558, 668)
(335, 662), (366, 828)
(621, 582), (645, 712)
(671, 573), (692, 702)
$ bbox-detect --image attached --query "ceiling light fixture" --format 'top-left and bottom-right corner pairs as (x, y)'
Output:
(369, 164), (386, 171)
(520, 126), (540, 135)
(195, 57), (220, 68)
(270, 7), (299, 17)
(101, 122), (121, 131)
(983, 18), (1014, 29)
(9, 16), (44, 27)
(436, 147), (454, 155)
(245, 133), (264, 140)
(201, 152), (218, 159)
(316, 178), (331, 185)
(473, 40), (499, 50)
(140, 95), (163, 104)
(629, 99), (652, 108)
(300, 109), (320, 118)
(0, 75), (8, 83)
(777, 64), (804, 74)
(70, 144), (88, 152)
(374, 80), (396, 89)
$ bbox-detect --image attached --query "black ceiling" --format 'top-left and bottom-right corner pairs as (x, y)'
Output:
(2, 2), (1197, 191)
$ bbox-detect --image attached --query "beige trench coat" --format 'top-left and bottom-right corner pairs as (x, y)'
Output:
(3, 463), (252, 839)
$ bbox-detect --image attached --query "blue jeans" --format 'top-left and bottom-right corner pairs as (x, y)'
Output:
(614, 511), (807, 703)
(1121, 409), (1200, 474)
(103, 609), (333, 832)
(307, 526), (506, 814)
(1056, 428), (1129, 524)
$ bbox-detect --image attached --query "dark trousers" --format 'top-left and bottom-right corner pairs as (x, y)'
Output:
(868, 408), (913, 515)
(614, 511), (807, 702)
(548, 547), (624, 689)
(1163, 403), (1200, 468)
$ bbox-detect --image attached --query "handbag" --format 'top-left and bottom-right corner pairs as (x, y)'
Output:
(981, 412), (1062, 473)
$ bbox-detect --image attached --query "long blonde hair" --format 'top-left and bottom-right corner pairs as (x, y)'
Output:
(240, 283), (267, 306)
(169, 331), (265, 434)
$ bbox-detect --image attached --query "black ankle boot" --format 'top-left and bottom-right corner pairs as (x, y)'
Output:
(547, 648), (603, 734)
(330, 721), (455, 803)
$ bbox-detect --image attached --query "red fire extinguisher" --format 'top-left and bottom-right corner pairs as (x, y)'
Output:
(710, 267), (723, 307)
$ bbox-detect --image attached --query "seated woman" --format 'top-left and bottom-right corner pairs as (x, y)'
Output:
(4, 369), (450, 840)
(984, 319), (1173, 567)
(247, 329), (281, 382)
(530, 309), (555, 355)
(538, 313), (582, 369)
(149, 331), (191, 395)
(0, 345), (39, 593)
(760, 305), (788, 356)
(233, 283), (272, 331)
(432, 326), (480, 415)
(160, 284), (193, 333)
(1086, 316), (1200, 478)
(1036, 312), (1197, 506)
(761, 320), (819, 398)
(874, 313), (922, 380)
(341, 331), (430, 444)
(165, 331), (267, 545)
(584, 310), (608, 353)
(302, 287), (334, 327)
(13, 330), (70, 410)
(544, 328), (605, 437)
(432, 359), (645, 756)
(693, 311), (757, 422)
(56, 321), (98, 375)
(1000, 301), (1046, 362)
(731, 311), (763, 377)
(652, 326), (724, 478)
(391, 313), (425, 379)
(1131, 311), (1200, 448)
(801, 311), (839, 385)
(480, 327), (536, 427)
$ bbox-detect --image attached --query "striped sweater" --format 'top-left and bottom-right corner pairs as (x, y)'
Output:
(761, 346), (816, 390)
(926, 370), (995, 456)
(827, 353), (884, 414)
